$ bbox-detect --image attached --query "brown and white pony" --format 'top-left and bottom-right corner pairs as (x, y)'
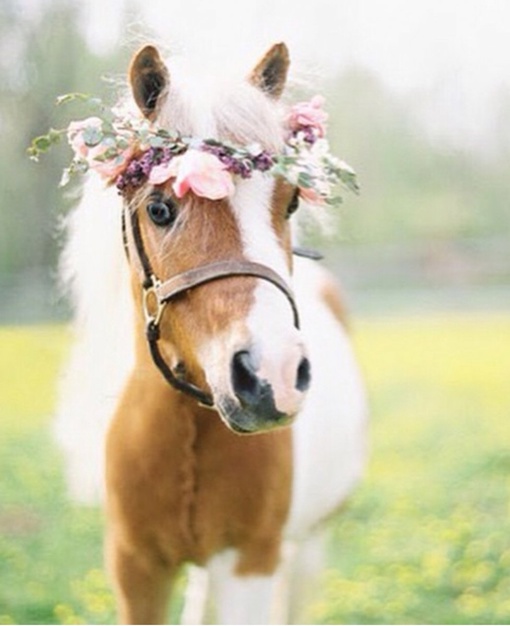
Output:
(55, 43), (367, 624)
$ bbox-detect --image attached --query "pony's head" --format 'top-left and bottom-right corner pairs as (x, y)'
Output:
(123, 43), (312, 434)
(41, 41), (357, 434)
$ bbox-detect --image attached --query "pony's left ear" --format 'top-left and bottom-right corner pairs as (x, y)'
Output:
(129, 45), (169, 119)
(249, 42), (290, 99)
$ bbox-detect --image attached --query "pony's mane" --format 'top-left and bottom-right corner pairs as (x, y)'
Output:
(55, 176), (134, 503)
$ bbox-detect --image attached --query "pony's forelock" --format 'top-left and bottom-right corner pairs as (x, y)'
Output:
(150, 54), (331, 238)
(154, 54), (287, 153)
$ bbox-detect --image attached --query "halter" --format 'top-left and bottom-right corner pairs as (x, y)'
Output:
(122, 207), (301, 408)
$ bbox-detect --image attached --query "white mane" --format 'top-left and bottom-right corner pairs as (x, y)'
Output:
(55, 176), (134, 503)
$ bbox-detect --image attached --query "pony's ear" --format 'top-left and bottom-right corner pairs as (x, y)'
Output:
(249, 42), (289, 99)
(129, 45), (169, 119)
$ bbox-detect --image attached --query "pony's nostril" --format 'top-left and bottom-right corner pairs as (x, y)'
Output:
(232, 351), (261, 404)
(296, 357), (311, 392)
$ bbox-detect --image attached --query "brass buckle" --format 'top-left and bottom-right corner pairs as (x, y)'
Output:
(143, 279), (165, 328)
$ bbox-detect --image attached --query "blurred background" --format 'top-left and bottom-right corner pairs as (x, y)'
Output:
(1, 0), (509, 320)
(1, 1), (510, 624)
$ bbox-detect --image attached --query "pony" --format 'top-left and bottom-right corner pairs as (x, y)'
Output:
(55, 42), (367, 624)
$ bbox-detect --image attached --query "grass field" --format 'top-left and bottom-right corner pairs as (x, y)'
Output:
(1, 314), (510, 624)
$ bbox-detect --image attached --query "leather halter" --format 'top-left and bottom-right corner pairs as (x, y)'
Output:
(122, 207), (301, 408)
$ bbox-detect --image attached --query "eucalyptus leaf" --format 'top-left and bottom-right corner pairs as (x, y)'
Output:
(339, 168), (360, 194)
(55, 92), (90, 106)
(48, 128), (63, 143)
(325, 195), (344, 207)
(82, 126), (103, 147)
(147, 135), (167, 148)
(297, 171), (314, 189)
(59, 159), (89, 186)
(27, 132), (61, 160)
(116, 137), (130, 150)
(95, 147), (121, 162)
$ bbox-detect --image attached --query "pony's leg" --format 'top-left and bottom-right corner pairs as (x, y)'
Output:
(107, 538), (175, 625)
(206, 550), (282, 625)
(239, 537), (325, 624)
(287, 531), (327, 624)
(180, 565), (209, 625)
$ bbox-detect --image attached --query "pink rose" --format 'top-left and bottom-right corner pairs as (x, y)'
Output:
(171, 150), (235, 200)
(148, 160), (179, 185)
(288, 95), (328, 138)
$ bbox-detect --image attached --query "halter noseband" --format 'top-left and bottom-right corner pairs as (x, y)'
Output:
(122, 207), (301, 408)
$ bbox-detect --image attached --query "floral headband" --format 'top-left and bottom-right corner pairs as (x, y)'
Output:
(29, 93), (358, 206)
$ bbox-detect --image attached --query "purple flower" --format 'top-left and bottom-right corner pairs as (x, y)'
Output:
(253, 151), (274, 172)
(300, 126), (319, 145)
(115, 147), (176, 191)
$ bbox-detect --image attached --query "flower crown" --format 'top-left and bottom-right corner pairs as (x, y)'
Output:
(29, 93), (358, 206)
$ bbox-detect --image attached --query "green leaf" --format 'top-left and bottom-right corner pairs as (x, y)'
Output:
(147, 135), (167, 148)
(297, 171), (314, 189)
(339, 168), (360, 194)
(27, 129), (64, 160)
(203, 138), (222, 147)
(116, 136), (130, 150)
(92, 147), (119, 162)
(55, 92), (91, 106)
(59, 159), (89, 187)
(82, 126), (103, 147)
(56, 93), (113, 121)
(47, 128), (62, 143)
(101, 120), (114, 134)
(34, 136), (52, 151)
(325, 195), (344, 207)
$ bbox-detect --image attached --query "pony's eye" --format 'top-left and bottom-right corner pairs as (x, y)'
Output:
(146, 199), (177, 227)
(286, 190), (300, 218)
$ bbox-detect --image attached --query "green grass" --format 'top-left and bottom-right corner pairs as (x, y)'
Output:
(0, 327), (111, 625)
(1, 315), (510, 624)
(314, 314), (510, 625)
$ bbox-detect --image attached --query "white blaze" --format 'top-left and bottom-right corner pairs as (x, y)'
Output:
(231, 175), (307, 415)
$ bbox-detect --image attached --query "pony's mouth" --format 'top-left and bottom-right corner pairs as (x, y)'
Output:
(215, 396), (294, 435)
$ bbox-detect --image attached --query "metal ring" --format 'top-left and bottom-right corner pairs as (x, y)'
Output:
(143, 284), (165, 328)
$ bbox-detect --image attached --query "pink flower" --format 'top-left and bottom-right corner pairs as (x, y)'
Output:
(288, 95), (328, 138)
(67, 117), (134, 180)
(171, 150), (235, 200)
(298, 186), (325, 205)
(88, 145), (134, 180)
(148, 159), (179, 185)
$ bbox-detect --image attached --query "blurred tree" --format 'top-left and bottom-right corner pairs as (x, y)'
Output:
(325, 68), (510, 246)
(0, 3), (508, 320)
(0, 0), (130, 279)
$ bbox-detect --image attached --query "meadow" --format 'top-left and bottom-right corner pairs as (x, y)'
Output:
(1, 314), (509, 624)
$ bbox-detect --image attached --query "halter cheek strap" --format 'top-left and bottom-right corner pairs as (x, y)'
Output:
(122, 207), (301, 408)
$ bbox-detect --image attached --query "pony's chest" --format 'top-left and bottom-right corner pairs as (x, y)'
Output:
(107, 408), (293, 567)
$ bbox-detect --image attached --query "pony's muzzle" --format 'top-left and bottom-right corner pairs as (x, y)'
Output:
(226, 349), (311, 433)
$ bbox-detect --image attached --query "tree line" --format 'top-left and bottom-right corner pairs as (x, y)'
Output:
(1, 0), (508, 286)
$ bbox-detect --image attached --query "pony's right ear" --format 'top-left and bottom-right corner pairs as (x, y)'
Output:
(249, 42), (290, 99)
(129, 45), (169, 120)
